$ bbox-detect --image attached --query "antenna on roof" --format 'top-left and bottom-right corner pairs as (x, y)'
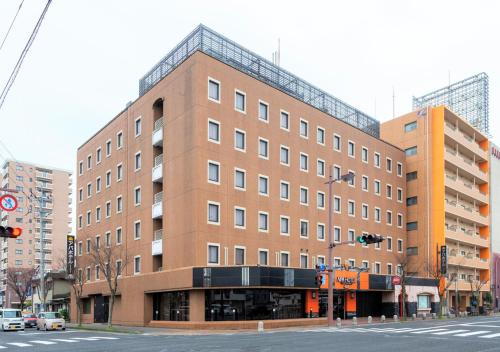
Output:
(272, 38), (280, 66)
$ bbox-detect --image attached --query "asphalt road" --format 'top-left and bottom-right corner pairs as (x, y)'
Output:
(3, 316), (500, 351)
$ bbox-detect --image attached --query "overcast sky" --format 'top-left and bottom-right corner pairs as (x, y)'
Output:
(0, 0), (499, 173)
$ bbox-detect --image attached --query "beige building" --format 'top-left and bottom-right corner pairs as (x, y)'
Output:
(0, 160), (72, 308)
(73, 25), (441, 326)
(381, 106), (490, 313)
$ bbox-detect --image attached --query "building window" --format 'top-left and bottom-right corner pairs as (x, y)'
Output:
(374, 262), (381, 274)
(299, 119), (308, 138)
(362, 176), (369, 191)
(132, 152), (141, 172)
(387, 237), (393, 251)
(134, 256), (141, 274)
(397, 188), (403, 202)
(96, 207), (101, 222)
(333, 134), (341, 151)
(77, 242), (82, 256)
(334, 227), (341, 242)
(362, 204), (368, 220)
(134, 187), (141, 205)
(208, 119), (220, 143)
(386, 158), (392, 173)
(300, 254), (308, 269)
(234, 207), (245, 228)
(317, 223), (325, 241)
(405, 146), (417, 156)
(86, 239), (91, 253)
(362, 147), (368, 163)
(280, 216), (289, 235)
(374, 207), (381, 222)
(406, 171), (417, 181)
(258, 175), (269, 196)
(374, 180), (381, 195)
(78, 188), (83, 202)
(347, 229), (355, 243)
(317, 256), (325, 266)
(280, 146), (289, 165)
(117, 164), (123, 181)
(79, 161), (83, 175)
(116, 260), (122, 276)
(386, 184), (392, 199)
(406, 196), (417, 206)
(317, 192), (325, 209)
(105, 232), (111, 247)
(407, 222), (418, 231)
(105, 201), (111, 218)
(280, 181), (289, 200)
(106, 140), (112, 156)
(348, 140), (355, 157)
(235, 247), (245, 265)
(397, 162), (403, 177)
(234, 168), (246, 190)
(235, 129), (246, 151)
(404, 121), (417, 133)
(258, 138), (269, 159)
(397, 239), (403, 252)
(259, 101), (269, 121)
(106, 170), (111, 187)
(86, 211), (91, 225)
(374, 152), (381, 168)
(235, 90), (246, 112)
(116, 227), (122, 245)
(259, 249), (268, 266)
(347, 200), (355, 217)
(87, 183), (92, 198)
(95, 235), (101, 250)
(134, 221), (141, 240)
(317, 159), (325, 177)
(397, 213), (403, 227)
(300, 220), (309, 238)
(208, 202), (220, 224)
(208, 161), (220, 184)
(300, 187), (308, 205)
(281, 252), (289, 267)
(208, 78), (220, 102)
(334, 196), (341, 213)
(300, 153), (308, 171)
(96, 148), (102, 164)
(95, 266), (100, 280)
(96, 177), (101, 193)
(317, 127), (325, 145)
(387, 211), (393, 225)
(135, 117), (142, 137)
(87, 155), (92, 169)
(117, 131), (123, 149)
(407, 247), (418, 256)
(116, 196), (123, 213)
(333, 165), (341, 180)
(258, 212), (268, 232)
(280, 111), (289, 130)
(417, 294), (431, 310)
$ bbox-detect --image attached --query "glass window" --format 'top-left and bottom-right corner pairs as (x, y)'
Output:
(208, 203), (220, 223)
(397, 162), (403, 176)
(374, 180), (381, 195)
(259, 102), (268, 121)
(334, 227), (341, 242)
(134, 187), (141, 205)
(317, 127), (325, 144)
(235, 91), (245, 111)
(235, 130), (245, 150)
(235, 169), (246, 189)
(317, 192), (325, 209)
(406, 171), (417, 181)
(397, 188), (403, 202)
(280, 146), (289, 165)
(208, 79), (220, 101)
(208, 120), (220, 142)
(134, 221), (141, 239)
(259, 250), (268, 265)
(300, 153), (308, 171)
(208, 162), (220, 183)
(333, 166), (341, 180)
(348, 141), (355, 157)
(387, 211), (392, 225)
(397, 214), (403, 227)
(334, 196), (341, 213)
(405, 121), (417, 133)
(280, 111), (289, 130)
(280, 182), (289, 200)
(208, 245), (219, 264)
(374, 208), (381, 222)
(374, 153), (381, 167)
(259, 139), (268, 158)
(259, 176), (268, 195)
(300, 255), (308, 268)
(235, 248), (245, 265)
(386, 158), (392, 172)
(348, 229), (355, 242)
(387, 237), (392, 250)
(333, 135), (341, 151)
(362, 147), (368, 162)
(116, 228), (122, 244)
(362, 204), (368, 219)
(317, 224), (325, 240)
(96, 148), (102, 163)
(234, 208), (245, 228)
(417, 295), (431, 309)
(135, 152), (142, 170)
(280, 216), (289, 234)
(386, 184), (392, 198)
(117, 132), (123, 149)
(300, 220), (308, 237)
(300, 120), (308, 138)
(407, 247), (418, 256)
(407, 222), (418, 231)
(300, 187), (308, 205)
(397, 239), (403, 252)
(281, 253), (289, 267)
(348, 200), (355, 216)
(406, 196), (418, 206)
(134, 256), (141, 273)
(106, 140), (111, 156)
(117, 164), (123, 180)
(362, 176), (368, 191)
(259, 212), (268, 231)
(405, 146), (417, 156)
(106, 171), (111, 187)
(317, 160), (325, 176)
(135, 118), (142, 136)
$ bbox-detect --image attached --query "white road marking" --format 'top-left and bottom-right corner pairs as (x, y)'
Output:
(432, 330), (469, 335)
(71, 337), (101, 341)
(390, 327), (440, 333)
(89, 336), (120, 340)
(454, 330), (490, 337)
(7, 342), (33, 347)
(411, 329), (449, 334)
(30, 340), (57, 345)
(479, 333), (500, 339)
(0, 346), (6, 349)
(52, 338), (79, 342)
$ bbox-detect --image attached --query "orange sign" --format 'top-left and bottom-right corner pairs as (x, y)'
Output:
(320, 270), (369, 290)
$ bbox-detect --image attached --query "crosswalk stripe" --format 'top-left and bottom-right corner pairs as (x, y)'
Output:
(90, 336), (120, 340)
(52, 338), (79, 343)
(30, 340), (57, 345)
(411, 329), (448, 334)
(0, 346), (6, 349)
(391, 328), (437, 333)
(71, 337), (101, 341)
(454, 330), (490, 337)
(7, 342), (32, 347)
(479, 333), (500, 339)
(432, 330), (469, 335)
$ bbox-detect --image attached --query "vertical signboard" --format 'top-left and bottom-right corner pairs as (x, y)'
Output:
(440, 245), (447, 275)
(67, 235), (75, 276)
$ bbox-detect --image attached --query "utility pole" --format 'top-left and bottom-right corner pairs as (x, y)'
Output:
(39, 194), (46, 313)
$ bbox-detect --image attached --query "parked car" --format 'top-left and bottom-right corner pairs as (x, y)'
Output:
(22, 313), (37, 328)
(0, 309), (25, 331)
(36, 312), (66, 331)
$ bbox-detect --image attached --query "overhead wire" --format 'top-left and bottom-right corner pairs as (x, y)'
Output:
(0, 0), (25, 54)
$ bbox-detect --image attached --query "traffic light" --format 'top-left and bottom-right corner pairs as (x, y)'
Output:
(356, 234), (384, 245)
(0, 226), (22, 238)
(315, 273), (323, 287)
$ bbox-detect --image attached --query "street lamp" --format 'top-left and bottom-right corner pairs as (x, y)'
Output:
(325, 169), (355, 327)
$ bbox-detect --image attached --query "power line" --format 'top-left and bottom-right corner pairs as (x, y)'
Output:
(0, 0), (25, 54)
(0, 0), (52, 112)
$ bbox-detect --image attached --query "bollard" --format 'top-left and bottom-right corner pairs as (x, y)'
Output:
(367, 316), (372, 324)
(412, 313), (416, 321)
(393, 314), (399, 322)
(381, 315), (386, 323)
(431, 313), (436, 319)
(352, 317), (358, 326)
(422, 313), (427, 320)
(257, 321), (264, 332)
(336, 318), (342, 328)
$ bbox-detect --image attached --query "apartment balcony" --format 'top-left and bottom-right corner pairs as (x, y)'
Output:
(152, 154), (163, 183)
(35, 171), (52, 180)
(152, 117), (164, 147)
(444, 122), (488, 161)
(445, 226), (488, 248)
(445, 201), (488, 226)
(36, 182), (53, 190)
(152, 230), (163, 256)
(445, 174), (488, 205)
(448, 280), (490, 292)
(448, 255), (489, 270)
(152, 191), (163, 219)
(445, 148), (488, 184)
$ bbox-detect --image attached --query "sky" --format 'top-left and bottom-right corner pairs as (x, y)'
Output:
(0, 0), (499, 174)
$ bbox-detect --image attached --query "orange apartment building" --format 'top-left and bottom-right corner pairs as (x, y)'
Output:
(0, 160), (72, 308)
(73, 25), (439, 326)
(381, 106), (490, 314)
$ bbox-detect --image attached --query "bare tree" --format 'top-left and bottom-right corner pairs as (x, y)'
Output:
(396, 256), (411, 320)
(89, 241), (130, 327)
(6, 267), (36, 310)
(467, 276), (487, 314)
(425, 262), (455, 317)
(56, 255), (85, 326)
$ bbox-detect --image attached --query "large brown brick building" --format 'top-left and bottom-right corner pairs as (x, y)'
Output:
(73, 25), (437, 326)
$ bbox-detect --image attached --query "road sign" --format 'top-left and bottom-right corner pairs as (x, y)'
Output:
(440, 245), (448, 275)
(0, 194), (18, 212)
(319, 264), (326, 272)
(67, 235), (75, 275)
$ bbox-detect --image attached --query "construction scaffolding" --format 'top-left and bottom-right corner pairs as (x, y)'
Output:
(412, 73), (489, 136)
(139, 24), (380, 138)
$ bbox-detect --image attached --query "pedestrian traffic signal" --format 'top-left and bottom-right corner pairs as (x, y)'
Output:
(0, 226), (22, 238)
(315, 273), (324, 287)
(356, 234), (384, 244)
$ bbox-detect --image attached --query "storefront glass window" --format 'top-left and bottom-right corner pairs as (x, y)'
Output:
(152, 291), (189, 321)
(417, 294), (431, 309)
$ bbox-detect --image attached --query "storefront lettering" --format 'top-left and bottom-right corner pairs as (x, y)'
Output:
(337, 277), (355, 285)
(492, 146), (500, 160)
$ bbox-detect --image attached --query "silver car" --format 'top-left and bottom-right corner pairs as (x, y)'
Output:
(36, 312), (66, 331)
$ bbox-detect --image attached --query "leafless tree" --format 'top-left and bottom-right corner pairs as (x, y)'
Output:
(89, 241), (130, 327)
(467, 276), (487, 314)
(5, 267), (36, 310)
(56, 255), (85, 326)
(425, 262), (455, 317)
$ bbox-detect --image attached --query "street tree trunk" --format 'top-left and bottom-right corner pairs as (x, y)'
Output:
(401, 284), (407, 320)
(76, 300), (82, 326)
(108, 294), (114, 328)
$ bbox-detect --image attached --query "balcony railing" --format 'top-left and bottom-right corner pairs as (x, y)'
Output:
(152, 154), (163, 183)
(152, 192), (163, 219)
(154, 229), (163, 241)
(152, 117), (164, 147)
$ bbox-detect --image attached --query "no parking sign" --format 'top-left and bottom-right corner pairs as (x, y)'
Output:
(0, 194), (18, 212)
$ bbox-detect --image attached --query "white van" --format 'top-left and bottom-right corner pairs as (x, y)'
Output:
(0, 309), (25, 331)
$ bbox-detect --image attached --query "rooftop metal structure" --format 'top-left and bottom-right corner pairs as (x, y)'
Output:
(139, 25), (380, 137)
(412, 73), (489, 136)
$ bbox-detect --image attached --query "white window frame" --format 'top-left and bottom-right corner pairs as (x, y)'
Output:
(397, 187), (403, 203)
(116, 163), (123, 182)
(87, 154), (92, 170)
(299, 219), (309, 239)
(387, 210), (393, 226)
(234, 89), (246, 113)
(374, 179), (381, 196)
(347, 199), (355, 217)
(134, 151), (142, 172)
(299, 152), (309, 172)
(348, 228), (355, 246)
(386, 183), (393, 199)
(133, 255), (141, 274)
(374, 261), (381, 274)
(361, 146), (368, 163)
(105, 170), (111, 188)
(280, 145), (290, 166)
(280, 110), (290, 131)
(234, 167), (246, 191)
(397, 239), (403, 253)
(280, 180), (290, 201)
(207, 160), (221, 185)
(207, 243), (221, 265)
(280, 215), (290, 236)
(134, 186), (141, 206)
(347, 140), (355, 158)
(316, 126), (325, 146)
(362, 175), (369, 192)
(96, 176), (102, 193)
(116, 195), (123, 213)
(300, 186), (309, 206)
(258, 100), (269, 123)
(234, 206), (246, 229)
(258, 211), (269, 233)
(386, 157), (393, 173)
(234, 246), (246, 265)
(374, 152), (381, 168)
(387, 236), (393, 251)
(134, 116), (142, 137)
(96, 147), (102, 164)
(133, 220), (141, 240)
(116, 130), (123, 150)
(105, 139), (112, 157)
(280, 251), (290, 267)
(374, 207), (381, 223)
(317, 191), (325, 210)
(78, 161), (83, 176)
(300, 253), (309, 269)
(333, 134), (341, 152)
(258, 137), (269, 160)
(234, 128), (246, 152)
(299, 118), (309, 139)
(207, 118), (221, 144)
(207, 201), (221, 225)
(208, 77), (221, 103)
(362, 203), (369, 220)
(258, 248), (269, 266)
(317, 222), (326, 241)
(116, 227), (123, 245)
(105, 201), (111, 218)
(333, 195), (341, 214)
(347, 169), (355, 188)
(333, 226), (341, 243)
(397, 213), (403, 228)
(317, 158), (325, 177)
(397, 162), (403, 177)
(258, 174), (269, 197)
